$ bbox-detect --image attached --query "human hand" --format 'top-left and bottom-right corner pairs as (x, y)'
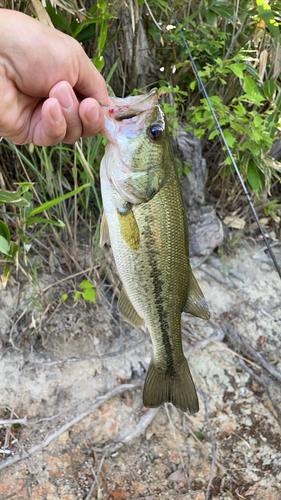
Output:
(0, 10), (112, 146)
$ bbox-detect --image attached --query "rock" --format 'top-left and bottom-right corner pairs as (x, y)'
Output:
(187, 205), (224, 257)
(171, 128), (207, 208)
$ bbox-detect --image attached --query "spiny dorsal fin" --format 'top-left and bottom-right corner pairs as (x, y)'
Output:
(118, 286), (144, 327)
(183, 273), (210, 320)
(99, 211), (110, 246)
(118, 207), (140, 251)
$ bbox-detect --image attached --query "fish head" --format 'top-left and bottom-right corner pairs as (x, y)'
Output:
(101, 89), (172, 204)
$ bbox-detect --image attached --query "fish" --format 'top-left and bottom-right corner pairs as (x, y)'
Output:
(100, 89), (210, 413)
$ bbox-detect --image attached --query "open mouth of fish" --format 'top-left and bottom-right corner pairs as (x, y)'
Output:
(101, 88), (159, 140)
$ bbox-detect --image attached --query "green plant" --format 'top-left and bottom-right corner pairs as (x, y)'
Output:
(0, 181), (88, 287)
(147, 0), (281, 213)
(74, 280), (96, 304)
(46, 0), (116, 72)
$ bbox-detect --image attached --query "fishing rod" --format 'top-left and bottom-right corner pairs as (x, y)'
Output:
(164, 0), (281, 280)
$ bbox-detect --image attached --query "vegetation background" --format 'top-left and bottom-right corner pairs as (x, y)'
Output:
(0, 0), (281, 289)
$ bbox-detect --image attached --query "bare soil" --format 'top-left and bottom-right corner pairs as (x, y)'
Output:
(0, 240), (280, 500)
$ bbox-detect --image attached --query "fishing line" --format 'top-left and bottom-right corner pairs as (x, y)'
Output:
(165, 0), (281, 279)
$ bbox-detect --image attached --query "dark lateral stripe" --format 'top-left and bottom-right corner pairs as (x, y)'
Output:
(142, 214), (175, 377)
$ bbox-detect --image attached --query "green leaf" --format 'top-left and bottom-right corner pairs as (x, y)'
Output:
(92, 55), (104, 72)
(263, 79), (275, 102)
(257, 0), (279, 40)
(251, 154), (271, 193)
(244, 76), (261, 96)
(14, 182), (34, 193)
(72, 17), (103, 39)
(204, 9), (217, 26)
(74, 291), (81, 301)
(194, 431), (206, 440)
(247, 160), (260, 194)
(75, 25), (96, 43)
(190, 80), (196, 91)
(240, 94), (265, 105)
(253, 116), (263, 127)
(80, 280), (94, 290)
(275, 91), (281, 112)
(0, 235), (10, 255)
(229, 63), (245, 78)
(208, 129), (219, 140)
(209, 2), (233, 21)
(24, 243), (31, 253)
(61, 294), (68, 302)
(223, 130), (236, 147)
(0, 190), (30, 207)
(238, 153), (250, 177)
(82, 288), (96, 303)
(9, 241), (18, 259)
(29, 184), (89, 217)
(261, 154), (281, 172)
(46, 5), (73, 35)
(27, 217), (65, 228)
(0, 220), (10, 242)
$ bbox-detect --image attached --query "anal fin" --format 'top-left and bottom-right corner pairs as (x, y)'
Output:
(183, 273), (210, 320)
(118, 286), (143, 327)
(99, 211), (110, 246)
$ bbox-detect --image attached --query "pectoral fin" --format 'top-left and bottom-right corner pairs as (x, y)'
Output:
(183, 273), (210, 320)
(99, 211), (110, 246)
(118, 206), (140, 251)
(118, 287), (144, 327)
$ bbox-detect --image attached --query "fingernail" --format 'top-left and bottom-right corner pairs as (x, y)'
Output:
(57, 86), (74, 110)
(85, 103), (100, 124)
(50, 102), (63, 124)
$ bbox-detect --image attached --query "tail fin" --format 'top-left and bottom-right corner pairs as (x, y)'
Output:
(143, 357), (199, 414)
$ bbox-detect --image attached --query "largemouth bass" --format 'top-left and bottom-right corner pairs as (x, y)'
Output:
(100, 89), (210, 413)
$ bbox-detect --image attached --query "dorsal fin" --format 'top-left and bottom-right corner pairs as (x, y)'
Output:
(118, 287), (143, 327)
(183, 273), (210, 320)
(99, 211), (110, 246)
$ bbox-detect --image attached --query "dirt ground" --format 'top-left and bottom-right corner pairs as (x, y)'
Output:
(0, 239), (281, 500)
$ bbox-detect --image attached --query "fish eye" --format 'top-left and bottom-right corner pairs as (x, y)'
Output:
(148, 124), (164, 141)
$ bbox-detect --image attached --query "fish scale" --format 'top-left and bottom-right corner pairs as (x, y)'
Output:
(100, 89), (210, 413)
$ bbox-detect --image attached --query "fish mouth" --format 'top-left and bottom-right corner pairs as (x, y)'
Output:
(101, 88), (158, 123)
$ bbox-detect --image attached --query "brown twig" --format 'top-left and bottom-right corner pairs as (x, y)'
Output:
(202, 391), (216, 500)
(84, 454), (105, 500)
(240, 359), (281, 425)
(223, 324), (281, 385)
(165, 404), (187, 480)
(0, 381), (143, 472)
(116, 408), (158, 443)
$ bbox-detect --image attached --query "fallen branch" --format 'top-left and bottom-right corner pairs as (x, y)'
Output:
(222, 324), (281, 385)
(116, 408), (158, 443)
(84, 455), (105, 500)
(239, 360), (281, 425)
(165, 404), (187, 480)
(0, 380), (143, 472)
(202, 391), (216, 500)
